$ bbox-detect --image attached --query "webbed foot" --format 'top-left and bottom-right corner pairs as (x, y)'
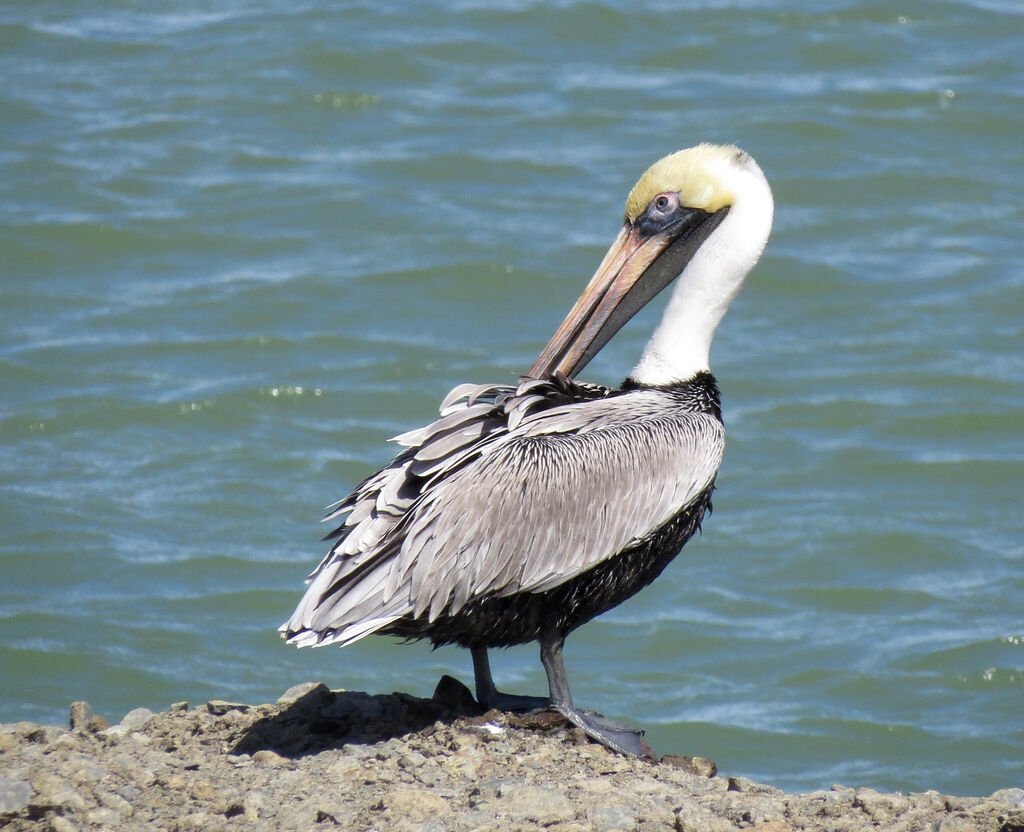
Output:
(555, 705), (656, 759)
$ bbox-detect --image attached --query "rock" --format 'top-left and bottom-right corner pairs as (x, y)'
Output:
(381, 787), (451, 822)
(852, 787), (910, 822)
(0, 776), (32, 814)
(632, 778), (673, 797)
(69, 701), (109, 733)
(937, 813), (982, 832)
(321, 690), (386, 722)
(315, 804), (357, 826)
(252, 749), (287, 767)
(87, 807), (124, 827)
(727, 776), (782, 795)
(738, 795), (789, 826)
(242, 789), (265, 821)
(4, 721), (47, 741)
(663, 754), (718, 777)
(162, 772), (186, 790)
(49, 816), (80, 832)
(990, 788), (1024, 807)
(509, 709), (572, 732)
(30, 771), (87, 811)
(276, 681), (329, 706)
(103, 707), (155, 738)
(397, 750), (428, 769)
(189, 779), (218, 801)
(675, 802), (738, 832)
(588, 805), (639, 831)
(493, 782), (573, 823)
(432, 674), (479, 711)
(216, 708), (250, 726)
(182, 810), (212, 828)
(205, 700), (250, 716)
(0, 684), (1016, 832)
(95, 786), (132, 814)
(797, 788), (856, 821)
(121, 707), (155, 731)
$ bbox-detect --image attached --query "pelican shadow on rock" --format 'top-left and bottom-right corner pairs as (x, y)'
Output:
(233, 677), (496, 757)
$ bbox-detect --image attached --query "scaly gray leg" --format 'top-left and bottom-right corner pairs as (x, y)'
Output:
(471, 646), (548, 712)
(538, 632), (655, 759)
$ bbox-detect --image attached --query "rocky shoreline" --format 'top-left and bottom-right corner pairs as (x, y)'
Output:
(2, 680), (1021, 832)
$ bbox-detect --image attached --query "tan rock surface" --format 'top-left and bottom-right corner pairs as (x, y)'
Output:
(1, 681), (1021, 832)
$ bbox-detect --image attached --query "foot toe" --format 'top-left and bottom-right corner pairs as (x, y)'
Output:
(553, 706), (655, 759)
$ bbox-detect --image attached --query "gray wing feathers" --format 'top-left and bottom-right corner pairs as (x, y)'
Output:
(281, 380), (723, 647)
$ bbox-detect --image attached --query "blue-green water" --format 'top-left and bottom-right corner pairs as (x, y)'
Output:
(1, 0), (1021, 795)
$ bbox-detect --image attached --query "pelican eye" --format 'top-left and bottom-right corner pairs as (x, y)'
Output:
(653, 193), (677, 214)
(637, 191), (688, 235)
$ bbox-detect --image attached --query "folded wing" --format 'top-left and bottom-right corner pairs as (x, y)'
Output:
(281, 377), (723, 647)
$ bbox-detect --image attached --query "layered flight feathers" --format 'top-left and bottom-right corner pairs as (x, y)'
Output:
(281, 375), (724, 648)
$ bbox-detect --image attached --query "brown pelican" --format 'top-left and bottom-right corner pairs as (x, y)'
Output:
(282, 144), (774, 757)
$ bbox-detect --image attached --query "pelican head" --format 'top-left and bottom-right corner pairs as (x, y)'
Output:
(529, 144), (773, 384)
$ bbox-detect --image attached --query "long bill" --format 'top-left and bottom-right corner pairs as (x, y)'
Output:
(528, 207), (729, 380)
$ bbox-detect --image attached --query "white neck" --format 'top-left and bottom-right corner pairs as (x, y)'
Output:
(631, 153), (774, 386)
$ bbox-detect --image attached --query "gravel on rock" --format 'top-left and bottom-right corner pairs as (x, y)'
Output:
(1, 679), (1022, 832)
